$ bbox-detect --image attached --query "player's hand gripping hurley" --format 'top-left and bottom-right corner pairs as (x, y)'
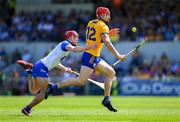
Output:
(112, 38), (147, 67)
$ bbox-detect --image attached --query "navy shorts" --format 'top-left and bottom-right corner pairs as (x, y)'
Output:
(32, 60), (49, 78)
(81, 52), (102, 69)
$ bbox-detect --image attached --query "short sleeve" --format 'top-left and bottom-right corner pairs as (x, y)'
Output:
(101, 25), (109, 35)
(61, 41), (71, 51)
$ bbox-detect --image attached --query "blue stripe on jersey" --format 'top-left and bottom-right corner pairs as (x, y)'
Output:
(61, 41), (71, 51)
(101, 32), (109, 35)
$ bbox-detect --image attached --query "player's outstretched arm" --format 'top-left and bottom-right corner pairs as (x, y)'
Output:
(101, 33), (126, 61)
(66, 44), (97, 52)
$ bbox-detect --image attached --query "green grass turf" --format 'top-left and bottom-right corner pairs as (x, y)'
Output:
(0, 96), (180, 122)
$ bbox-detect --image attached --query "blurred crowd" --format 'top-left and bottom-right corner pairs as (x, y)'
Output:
(0, 47), (32, 70)
(0, 0), (179, 42)
(0, 47), (32, 95)
(121, 51), (180, 82)
(1, 46), (180, 95)
(108, 0), (180, 41)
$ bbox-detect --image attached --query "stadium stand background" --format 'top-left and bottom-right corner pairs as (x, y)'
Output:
(0, 0), (179, 95)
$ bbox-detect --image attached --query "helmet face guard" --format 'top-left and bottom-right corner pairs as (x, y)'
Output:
(96, 7), (111, 22)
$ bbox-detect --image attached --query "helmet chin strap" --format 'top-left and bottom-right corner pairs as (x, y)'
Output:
(67, 36), (77, 46)
(98, 16), (107, 24)
(67, 39), (77, 46)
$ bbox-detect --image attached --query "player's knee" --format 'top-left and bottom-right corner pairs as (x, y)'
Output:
(77, 81), (86, 86)
(107, 68), (116, 78)
(77, 78), (87, 86)
(79, 81), (86, 86)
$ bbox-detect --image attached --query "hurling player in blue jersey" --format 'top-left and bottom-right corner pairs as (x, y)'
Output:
(17, 30), (97, 116)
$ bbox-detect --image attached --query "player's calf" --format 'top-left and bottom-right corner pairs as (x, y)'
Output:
(45, 83), (56, 99)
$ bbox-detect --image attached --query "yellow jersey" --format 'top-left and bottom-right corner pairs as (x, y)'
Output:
(85, 19), (109, 57)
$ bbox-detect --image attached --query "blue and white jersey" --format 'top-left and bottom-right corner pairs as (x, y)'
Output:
(41, 40), (72, 70)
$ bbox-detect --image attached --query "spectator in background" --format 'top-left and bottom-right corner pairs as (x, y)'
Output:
(0, 57), (6, 69)
(18, 77), (27, 95)
(0, 22), (10, 41)
(160, 53), (170, 75)
(138, 60), (151, 80)
(174, 32), (180, 42)
(10, 69), (27, 95)
(21, 50), (32, 62)
(129, 50), (143, 70)
(10, 69), (20, 95)
(0, 0), (179, 42)
(78, 24), (86, 41)
(164, 27), (175, 41)
(0, 48), (8, 69)
(0, 70), (5, 87)
(11, 48), (22, 63)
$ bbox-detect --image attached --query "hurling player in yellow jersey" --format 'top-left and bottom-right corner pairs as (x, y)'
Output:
(45, 7), (126, 112)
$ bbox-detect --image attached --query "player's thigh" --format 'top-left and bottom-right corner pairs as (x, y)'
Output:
(79, 66), (94, 82)
(32, 77), (40, 87)
(96, 60), (115, 77)
(29, 77), (40, 94)
(36, 77), (49, 93)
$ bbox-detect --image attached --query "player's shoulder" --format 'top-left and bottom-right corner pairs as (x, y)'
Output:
(88, 19), (102, 25)
(88, 19), (108, 28)
(60, 40), (73, 51)
(88, 19), (96, 25)
(99, 20), (107, 26)
(97, 20), (108, 29)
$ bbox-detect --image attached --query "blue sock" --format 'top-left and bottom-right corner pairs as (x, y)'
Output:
(25, 106), (31, 110)
(25, 69), (32, 74)
(104, 96), (110, 101)
(52, 84), (58, 90)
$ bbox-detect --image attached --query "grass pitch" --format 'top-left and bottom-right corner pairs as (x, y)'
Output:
(0, 96), (180, 122)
